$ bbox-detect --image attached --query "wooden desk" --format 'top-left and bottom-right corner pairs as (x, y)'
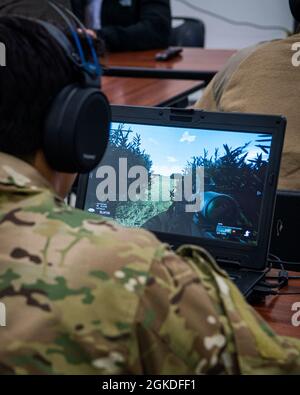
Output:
(102, 76), (205, 107)
(254, 271), (300, 339)
(102, 48), (237, 82)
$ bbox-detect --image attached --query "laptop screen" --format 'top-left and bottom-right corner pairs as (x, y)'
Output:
(83, 122), (273, 247)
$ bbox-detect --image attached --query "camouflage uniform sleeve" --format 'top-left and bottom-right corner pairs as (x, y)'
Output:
(135, 245), (300, 375)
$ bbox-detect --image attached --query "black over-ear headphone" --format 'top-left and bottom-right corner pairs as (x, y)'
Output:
(38, 1), (111, 174)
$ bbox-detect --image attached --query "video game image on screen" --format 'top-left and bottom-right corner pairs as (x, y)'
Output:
(84, 122), (272, 247)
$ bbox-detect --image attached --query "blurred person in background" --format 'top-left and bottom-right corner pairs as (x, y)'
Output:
(195, 0), (300, 191)
(71, 0), (171, 51)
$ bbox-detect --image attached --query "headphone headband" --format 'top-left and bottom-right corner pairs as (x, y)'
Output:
(37, 20), (77, 63)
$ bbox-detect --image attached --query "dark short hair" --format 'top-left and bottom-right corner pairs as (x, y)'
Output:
(0, 16), (82, 160)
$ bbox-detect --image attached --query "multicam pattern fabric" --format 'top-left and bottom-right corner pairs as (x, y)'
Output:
(0, 152), (299, 375)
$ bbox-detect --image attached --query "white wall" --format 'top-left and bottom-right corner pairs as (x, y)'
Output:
(171, 0), (294, 49)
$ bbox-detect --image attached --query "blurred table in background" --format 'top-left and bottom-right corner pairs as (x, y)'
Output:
(102, 48), (237, 83)
(102, 76), (205, 107)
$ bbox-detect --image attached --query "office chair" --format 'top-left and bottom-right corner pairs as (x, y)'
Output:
(170, 17), (205, 48)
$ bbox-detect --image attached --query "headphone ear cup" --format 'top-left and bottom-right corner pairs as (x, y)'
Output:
(44, 85), (111, 173)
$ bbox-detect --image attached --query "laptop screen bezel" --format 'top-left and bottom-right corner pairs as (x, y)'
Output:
(76, 106), (286, 272)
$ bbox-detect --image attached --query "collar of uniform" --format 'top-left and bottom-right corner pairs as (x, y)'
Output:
(0, 152), (54, 192)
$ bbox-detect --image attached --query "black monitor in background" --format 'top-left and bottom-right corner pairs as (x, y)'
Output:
(270, 190), (300, 263)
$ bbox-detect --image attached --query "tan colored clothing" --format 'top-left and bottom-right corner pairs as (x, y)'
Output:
(195, 35), (300, 191)
(0, 152), (300, 374)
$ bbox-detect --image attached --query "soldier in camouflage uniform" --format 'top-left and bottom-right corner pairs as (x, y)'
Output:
(0, 17), (300, 375)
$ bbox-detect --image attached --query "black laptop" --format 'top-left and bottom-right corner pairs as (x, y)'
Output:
(76, 106), (286, 298)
